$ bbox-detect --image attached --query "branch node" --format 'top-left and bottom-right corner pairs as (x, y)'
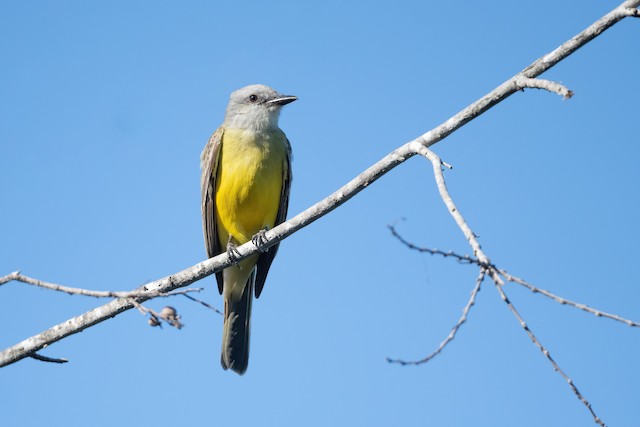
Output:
(0, 271), (21, 285)
(626, 7), (640, 17)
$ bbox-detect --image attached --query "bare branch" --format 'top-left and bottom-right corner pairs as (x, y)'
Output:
(387, 268), (485, 366)
(2, 0), (638, 368)
(493, 279), (605, 426)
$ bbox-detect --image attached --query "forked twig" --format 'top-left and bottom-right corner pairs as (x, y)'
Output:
(400, 145), (613, 426)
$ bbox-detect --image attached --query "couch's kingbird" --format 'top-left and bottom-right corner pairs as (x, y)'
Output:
(201, 84), (296, 375)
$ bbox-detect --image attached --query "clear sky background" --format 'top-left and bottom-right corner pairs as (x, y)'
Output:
(1, 1), (639, 426)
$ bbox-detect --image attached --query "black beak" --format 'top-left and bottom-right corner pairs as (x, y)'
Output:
(268, 95), (297, 106)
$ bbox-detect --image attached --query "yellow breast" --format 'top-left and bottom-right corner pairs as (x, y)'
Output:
(215, 128), (287, 247)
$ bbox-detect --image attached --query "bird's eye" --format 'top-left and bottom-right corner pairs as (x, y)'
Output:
(249, 94), (258, 103)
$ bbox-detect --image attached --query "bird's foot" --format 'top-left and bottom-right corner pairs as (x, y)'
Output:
(251, 228), (270, 253)
(226, 243), (242, 266)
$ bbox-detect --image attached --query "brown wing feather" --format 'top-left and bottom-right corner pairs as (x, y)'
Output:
(254, 136), (292, 298)
(201, 128), (225, 294)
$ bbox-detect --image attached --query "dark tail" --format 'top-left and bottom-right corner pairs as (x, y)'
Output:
(221, 270), (254, 375)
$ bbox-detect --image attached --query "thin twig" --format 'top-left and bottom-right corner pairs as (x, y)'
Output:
(181, 294), (223, 316)
(388, 224), (481, 265)
(0, 271), (203, 299)
(29, 353), (68, 364)
(387, 268), (485, 366)
(492, 277), (605, 427)
(500, 269), (640, 328)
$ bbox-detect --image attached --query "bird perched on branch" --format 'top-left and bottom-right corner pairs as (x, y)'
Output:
(201, 84), (296, 374)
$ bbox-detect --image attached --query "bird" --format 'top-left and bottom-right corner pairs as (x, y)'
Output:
(200, 84), (296, 375)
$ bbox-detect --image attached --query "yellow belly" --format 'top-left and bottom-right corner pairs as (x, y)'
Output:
(215, 128), (286, 248)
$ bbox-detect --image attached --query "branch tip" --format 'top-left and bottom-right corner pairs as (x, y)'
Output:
(515, 76), (574, 100)
(30, 353), (69, 364)
(441, 160), (453, 170)
(388, 268), (485, 366)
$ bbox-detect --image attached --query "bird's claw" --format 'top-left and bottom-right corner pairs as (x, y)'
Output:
(251, 229), (270, 253)
(227, 243), (242, 266)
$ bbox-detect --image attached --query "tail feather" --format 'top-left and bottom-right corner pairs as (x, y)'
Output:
(221, 269), (254, 375)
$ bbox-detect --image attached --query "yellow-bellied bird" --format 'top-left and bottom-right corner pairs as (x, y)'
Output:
(201, 85), (296, 375)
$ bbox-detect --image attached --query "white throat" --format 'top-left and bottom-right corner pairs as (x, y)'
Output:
(224, 106), (281, 132)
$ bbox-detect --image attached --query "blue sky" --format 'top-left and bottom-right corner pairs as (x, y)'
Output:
(1, 1), (639, 426)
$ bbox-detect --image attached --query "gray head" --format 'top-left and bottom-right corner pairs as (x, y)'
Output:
(223, 84), (297, 131)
